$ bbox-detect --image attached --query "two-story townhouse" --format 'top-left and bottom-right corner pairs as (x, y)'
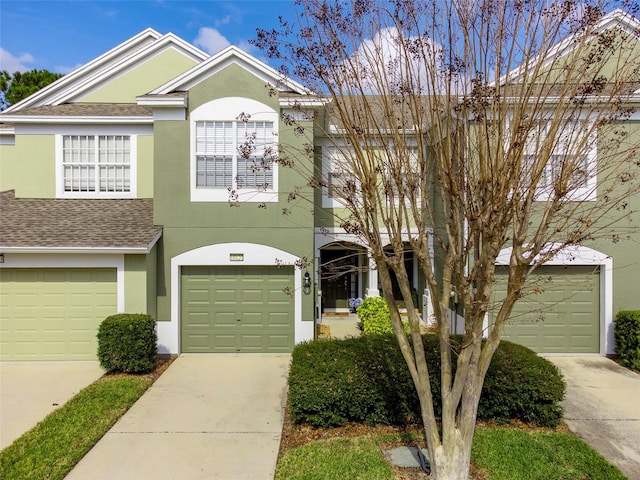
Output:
(0, 28), (319, 359)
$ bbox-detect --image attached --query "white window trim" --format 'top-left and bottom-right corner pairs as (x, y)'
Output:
(321, 140), (422, 208)
(190, 97), (279, 203)
(55, 133), (138, 199)
(509, 116), (598, 202)
(322, 143), (358, 208)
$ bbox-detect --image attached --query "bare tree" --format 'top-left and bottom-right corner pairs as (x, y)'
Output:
(255, 1), (640, 478)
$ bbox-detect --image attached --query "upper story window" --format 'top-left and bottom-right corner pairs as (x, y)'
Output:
(326, 146), (358, 199)
(57, 133), (137, 198)
(322, 142), (421, 208)
(195, 120), (275, 190)
(191, 97), (279, 203)
(522, 120), (597, 201)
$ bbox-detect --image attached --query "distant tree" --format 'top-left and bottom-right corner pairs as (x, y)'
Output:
(0, 69), (63, 110)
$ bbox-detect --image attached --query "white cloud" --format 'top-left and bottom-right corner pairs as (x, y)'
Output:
(0, 48), (34, 72)
(348, 27), (468, 95)
(193, 27), (231, 54)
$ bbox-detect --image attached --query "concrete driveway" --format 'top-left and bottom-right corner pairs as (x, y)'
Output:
(548, 356), (640, 480)
(0, 361), (104, 449)
(64, 354), (290, 480)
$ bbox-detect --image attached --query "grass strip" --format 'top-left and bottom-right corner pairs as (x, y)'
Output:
(275, 427), (627, 480)
(0, 375), (152, 480)
(472, 427), (627, 480)
(275, 436), (394, 480)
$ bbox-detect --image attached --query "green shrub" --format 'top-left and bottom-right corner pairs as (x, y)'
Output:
(614, 310), (640, 371)
(288, 334), (565, 428)
(97, 314), (157, 373)
(357, 296), (408, 335)
(357, 297), (392, 335)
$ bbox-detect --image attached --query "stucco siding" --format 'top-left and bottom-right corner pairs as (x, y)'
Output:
(77, 48), (200, 104)
(137, 134), (154, 198)
(0, 135), (55, 198)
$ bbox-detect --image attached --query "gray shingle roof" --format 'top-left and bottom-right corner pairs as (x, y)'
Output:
(5, 103), (152, 117)
(0, 191), (162, 250)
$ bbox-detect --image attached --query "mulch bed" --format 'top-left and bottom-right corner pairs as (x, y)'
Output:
(100, 354), (176, 381)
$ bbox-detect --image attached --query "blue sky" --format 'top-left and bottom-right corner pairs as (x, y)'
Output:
(0, 0), (295, 73)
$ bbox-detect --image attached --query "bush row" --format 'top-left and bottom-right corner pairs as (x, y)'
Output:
(615, 310), (640, 371)
(288, 334), (565, 428)
(97, 313), (157, 373)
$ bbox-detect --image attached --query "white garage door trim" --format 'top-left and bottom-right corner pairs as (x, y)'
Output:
(164, 243), (314, 355)
(496, 245), (613, 355)
(0, 253), (125, 312)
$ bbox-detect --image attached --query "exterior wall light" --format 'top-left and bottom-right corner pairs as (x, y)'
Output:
(303, 271), (311, 295)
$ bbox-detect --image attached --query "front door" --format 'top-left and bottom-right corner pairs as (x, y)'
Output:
(321, 249), (357, 310)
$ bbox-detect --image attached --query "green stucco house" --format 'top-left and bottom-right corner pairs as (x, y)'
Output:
(1, 11), (639, 360)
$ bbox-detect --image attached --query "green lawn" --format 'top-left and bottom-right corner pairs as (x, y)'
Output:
(275, 427), (627, 480)
(276, 435), (394, 480)
(0, 375), (153, 480)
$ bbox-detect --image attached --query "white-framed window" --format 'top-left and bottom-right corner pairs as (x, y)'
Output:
(57, 134), (137, 198)
(326, 146), (359, 199)
(522, 120), (597, 201)
(191, 97), (279, 203)
(322, 142), (421, 207)
(385, 145), (420, 201)
(195, 120), (275, 190)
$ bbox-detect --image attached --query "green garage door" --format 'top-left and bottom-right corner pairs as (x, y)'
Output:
(181, 266), (294, 353)
(493, 266), (600, 353)
(0, 268), (117, 360)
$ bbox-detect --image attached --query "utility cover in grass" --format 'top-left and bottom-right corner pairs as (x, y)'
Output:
(382, 446), (430, 473)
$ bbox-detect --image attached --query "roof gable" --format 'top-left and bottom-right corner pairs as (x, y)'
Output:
(4, 30), (209, 112)
(503, 9), (640, 88)
(148, 45), (310, 96)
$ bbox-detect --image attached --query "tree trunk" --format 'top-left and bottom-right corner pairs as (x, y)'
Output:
(432, 433), (474, 480)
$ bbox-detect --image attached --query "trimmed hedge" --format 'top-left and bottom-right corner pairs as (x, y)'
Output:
(614, 310), (640, 371)
(289, 334), (565, 428)
(97, 314), (157, 373)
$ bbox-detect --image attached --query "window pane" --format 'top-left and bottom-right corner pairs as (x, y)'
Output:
(196, 155), (233, 188)
(237, 157), (273, 189)
(63, 135), (94, 164)
(97, 135), (131, 192)
(196, 121), (234, 156)
(237, 121), (275, 163)
(64, 165), (95, 192)
(328, 170), (356, 198)
(63, 136), (95, 192)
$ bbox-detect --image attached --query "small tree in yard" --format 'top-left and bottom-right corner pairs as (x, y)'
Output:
(254, 1), (640, 478)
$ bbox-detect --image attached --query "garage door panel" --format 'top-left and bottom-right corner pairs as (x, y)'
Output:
(0, 268), (117, 361)
(211, 333), (237, 352)
(182, 266), (294, 353)
(493, 266), (599, 353)
(215, 312), (238, 326)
